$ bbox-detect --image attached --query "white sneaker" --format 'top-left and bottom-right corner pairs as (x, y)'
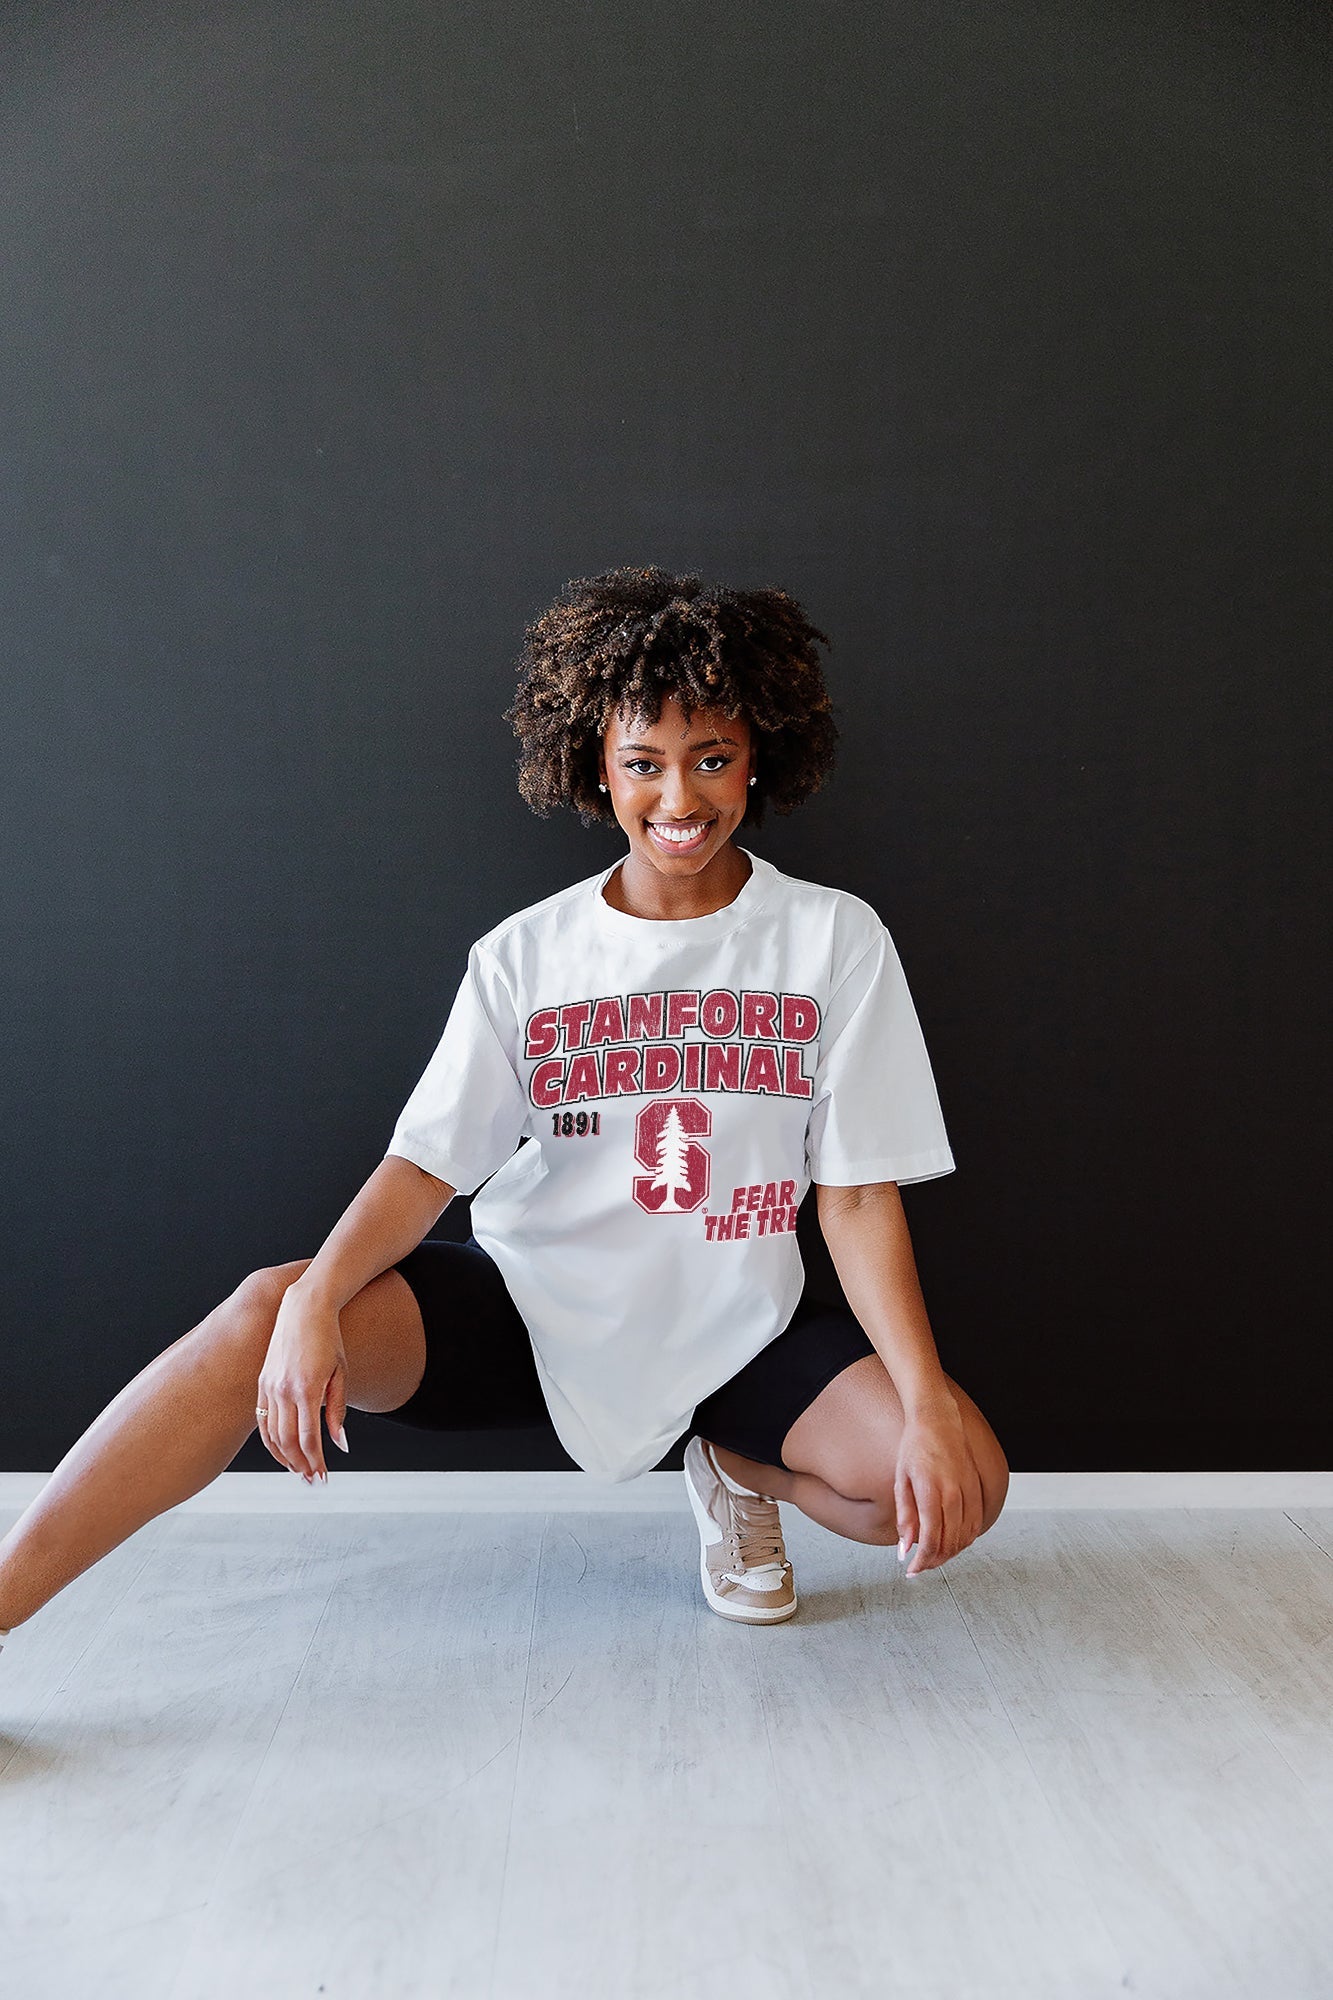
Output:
(683, 1435), (797, 1623)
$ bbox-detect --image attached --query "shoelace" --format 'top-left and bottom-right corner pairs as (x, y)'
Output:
(723, 1489), (788, 1575)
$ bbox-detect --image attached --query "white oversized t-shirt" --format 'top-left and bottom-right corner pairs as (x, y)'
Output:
(385, 846), (955, 1482)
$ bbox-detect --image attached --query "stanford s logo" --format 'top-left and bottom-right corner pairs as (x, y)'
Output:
(632, 1097), (711, 1214)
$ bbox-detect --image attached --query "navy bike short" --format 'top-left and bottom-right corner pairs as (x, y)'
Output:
(380, 1234), (876, 1472)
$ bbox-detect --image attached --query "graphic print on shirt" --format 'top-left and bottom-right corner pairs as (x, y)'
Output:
(632, 1098), (711, 1213)
(524, 986), (819, 1239)
(523, 986), (820, 1103)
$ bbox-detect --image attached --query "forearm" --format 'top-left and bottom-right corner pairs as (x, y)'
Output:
(292, 1154), (455, 1311)
(814, 1181), (951, 1416)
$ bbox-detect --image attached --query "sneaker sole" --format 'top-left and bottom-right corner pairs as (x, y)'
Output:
(684, 1450), (798, 1623)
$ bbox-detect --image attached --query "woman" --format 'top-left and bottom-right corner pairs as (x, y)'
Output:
(0, 566), (1007, 1646)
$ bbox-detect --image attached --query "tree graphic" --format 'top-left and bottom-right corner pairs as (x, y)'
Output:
(650, 1105), (692, 1210)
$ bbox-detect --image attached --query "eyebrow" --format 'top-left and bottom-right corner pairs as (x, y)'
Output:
(617, 736), (739, 754)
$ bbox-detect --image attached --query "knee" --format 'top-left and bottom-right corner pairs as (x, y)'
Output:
(846, 1443), (1010, 1549)
(979, 1445), (1010, 1535)
(808, 1451), (902, 1543)
(229, 1264), (296, 1324)
(837, 1467), (901, 1546)
(195, 1263), (307, 1363)
(860, 1504), (900, 1547)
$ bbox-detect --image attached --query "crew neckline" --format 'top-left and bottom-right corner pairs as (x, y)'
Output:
(590, 845), (774, 942)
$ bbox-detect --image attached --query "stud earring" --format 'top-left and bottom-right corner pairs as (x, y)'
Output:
(749, 776), (756, 785)
(599, 783), (607, 792)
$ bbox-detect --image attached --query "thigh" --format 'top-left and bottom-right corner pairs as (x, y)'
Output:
(782, 1350), (1009, 1522)
(371, 1235), (549, 1433)
(692, 1292), (878, 1472)
(249, 1255), (430, 1415)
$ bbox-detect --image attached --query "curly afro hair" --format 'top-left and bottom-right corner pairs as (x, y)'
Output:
(503, 565), (839, 830)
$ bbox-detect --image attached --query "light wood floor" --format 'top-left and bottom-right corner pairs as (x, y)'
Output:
(1, 1498), (1331, 1999)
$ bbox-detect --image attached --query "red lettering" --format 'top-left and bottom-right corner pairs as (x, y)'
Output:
(525, 1008), (560, 1059)
(666, 991), (700, 1036)
(700, 989), (739, 1037)
(783, 1048), (813, 1099)
(642, 1043), (682, 1092)
(530, 1058), (564, 1107)
(559, 1001), (591, 1050)
(704, 1043), (742, 1091)
(565, 1053), (601, 1102)
(603, 1047), (641, 1095)
(587, 996), (626, 1046)
(780, 994), (820, 1042)
(627, 993), (664, 1040)
(741, 992), (779, 1038)
(741, 1045), (783, 1094)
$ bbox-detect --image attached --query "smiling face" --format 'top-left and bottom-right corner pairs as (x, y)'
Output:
(597, 692), (759, 879)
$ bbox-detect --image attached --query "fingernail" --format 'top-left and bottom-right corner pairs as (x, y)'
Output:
(898, 1539), (908, 1562)
(334, 1425), (349, 1452)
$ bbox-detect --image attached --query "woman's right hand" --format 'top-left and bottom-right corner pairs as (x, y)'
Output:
(255, 1283), (350, 1483)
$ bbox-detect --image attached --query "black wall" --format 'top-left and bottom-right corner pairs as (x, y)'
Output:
(3, 2), (1328, 1473)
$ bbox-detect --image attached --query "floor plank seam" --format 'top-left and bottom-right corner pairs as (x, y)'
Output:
(1282, 1510), (1333, 1563)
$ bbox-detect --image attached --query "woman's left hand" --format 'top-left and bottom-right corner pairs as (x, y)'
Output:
(894, 1386), (987, 1576)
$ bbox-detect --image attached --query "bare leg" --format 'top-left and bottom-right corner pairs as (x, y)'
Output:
(0, 1261), (428, 1632)
(708, 1444), (894, 1545)
(0, 1291), (266, 1631)
(707, 1353), (1010, 1552)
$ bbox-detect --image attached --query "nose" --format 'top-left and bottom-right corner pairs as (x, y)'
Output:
(656, 770), (701, 817)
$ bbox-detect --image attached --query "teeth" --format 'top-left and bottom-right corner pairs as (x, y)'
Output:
(649, 823), (710, 843)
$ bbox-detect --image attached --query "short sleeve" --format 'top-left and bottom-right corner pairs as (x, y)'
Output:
(804, 926), (956, 1188)
(385, 942), (528, 1196)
